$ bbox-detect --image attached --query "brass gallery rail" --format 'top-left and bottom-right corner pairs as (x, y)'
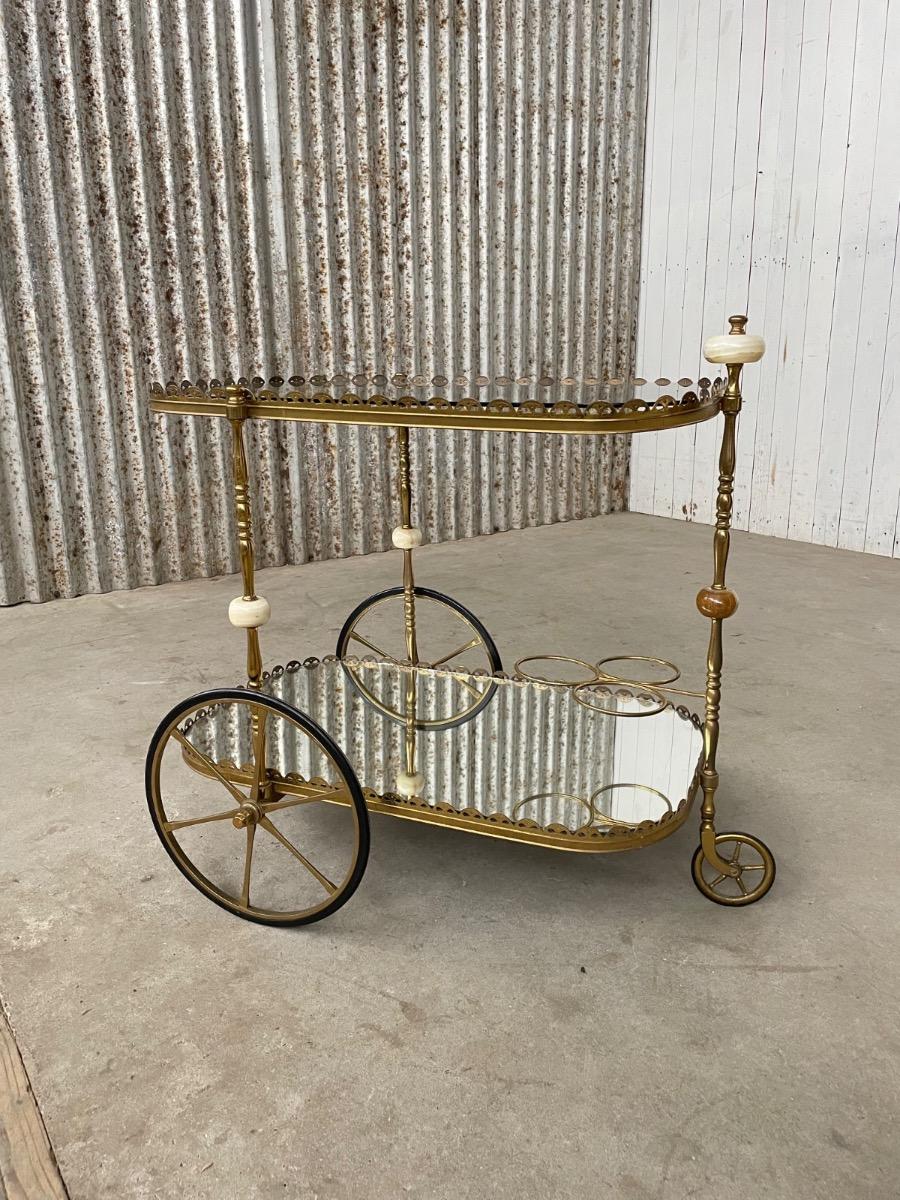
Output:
(144, 316), (776, 927)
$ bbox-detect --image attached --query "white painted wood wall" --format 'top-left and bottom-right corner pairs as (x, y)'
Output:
(631, 0), (900, 556)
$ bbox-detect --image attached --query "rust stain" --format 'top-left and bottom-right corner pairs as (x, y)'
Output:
(0, 0), (645, 602)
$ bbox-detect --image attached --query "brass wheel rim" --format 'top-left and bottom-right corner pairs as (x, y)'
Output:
(692, 833), (776, 907)
(340, 591), (496, 729)
(149, 695), (364, 923)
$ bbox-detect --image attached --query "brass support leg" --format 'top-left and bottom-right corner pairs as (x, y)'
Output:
(695, 353), (744, 878)
(691, 317), (776, 905)
(394, 426), (425, 796)
(396, 426), (419, 666)
(226, 395), (264, 690)
(699, 619), (733, 874)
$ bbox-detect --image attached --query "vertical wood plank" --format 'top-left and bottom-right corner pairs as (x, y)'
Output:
(670, 0), (720, 523)
(631, 0), (668, 516)
(835, 0), (900, 551)
(692, 0), (763, 527)
(653, 0), (700, 519)
(632, 0), (900, 559)
(0, 1007), (68, 1200)
(810, 0), (890, 548)
(785, 0), (859, 542)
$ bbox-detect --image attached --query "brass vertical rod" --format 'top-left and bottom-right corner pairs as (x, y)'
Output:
(227, 392), (263, 691)
(404, 670), (417, 777)
(396, 427), (422, 772)
(396, 426), (419, 667)
(698, 358), (743, 876)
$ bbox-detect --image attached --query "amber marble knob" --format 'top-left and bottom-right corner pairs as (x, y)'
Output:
(696, 587), (738, 619)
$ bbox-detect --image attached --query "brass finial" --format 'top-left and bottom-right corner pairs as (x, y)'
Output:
(728, 314), (748, 335)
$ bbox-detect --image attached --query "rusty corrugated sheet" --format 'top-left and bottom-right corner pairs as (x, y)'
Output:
(0, 0), (648, 604)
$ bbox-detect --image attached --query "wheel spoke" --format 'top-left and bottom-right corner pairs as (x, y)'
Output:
(730, 841), (743, 865)
(259, 815), (337, 895)
(261, 787), (350, 814)
(173, 729), (248, 808)
(455, 675), (487, 701)
(240, 822), (256, 907)
(348, 629), (394, 661)
(736, 874), (749, 896)
(708, 872), (726, 889)
(250, 705), (268, 802)
(163, 806), (240, 832)
(741, 862), (766, 872)
(428, 635), (483, 668)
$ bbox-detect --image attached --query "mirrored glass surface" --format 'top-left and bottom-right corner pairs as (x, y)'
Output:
(183, 660), (703, 834)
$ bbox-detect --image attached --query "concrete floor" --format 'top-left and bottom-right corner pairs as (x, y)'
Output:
(2, 513), (899, 1200)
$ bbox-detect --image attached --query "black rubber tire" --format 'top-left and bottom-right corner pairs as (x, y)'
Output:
(146, 687), (370, 927)
(335, 585), (503, 730)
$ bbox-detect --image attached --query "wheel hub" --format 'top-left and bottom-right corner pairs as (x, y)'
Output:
(232, 802), (261, 829)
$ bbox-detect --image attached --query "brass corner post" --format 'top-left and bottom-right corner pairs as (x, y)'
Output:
(225, 386), (263, 690)
(396, 425), (419, 668)
(396, 426), (419, 777)
(697, 316), (747, 877)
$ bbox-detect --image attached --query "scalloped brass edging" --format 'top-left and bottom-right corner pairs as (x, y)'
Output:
(148, 376), (726, 436)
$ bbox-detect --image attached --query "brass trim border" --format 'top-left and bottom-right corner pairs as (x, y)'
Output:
(149, 382), (724, 436)
(183, 752), (702, 855)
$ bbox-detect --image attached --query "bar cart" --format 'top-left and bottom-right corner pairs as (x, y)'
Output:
(145, 317), (774, 926)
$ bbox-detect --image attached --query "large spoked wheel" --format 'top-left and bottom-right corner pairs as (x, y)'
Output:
(146, 688), (370, 926)
(335, 585), (503, 730)
(691, 832), (776, 907)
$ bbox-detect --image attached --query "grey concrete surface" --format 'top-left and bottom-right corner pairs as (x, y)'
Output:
(2, 513), (899, 1200)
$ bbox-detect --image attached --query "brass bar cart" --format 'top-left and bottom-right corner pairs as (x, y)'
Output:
(145, 317), (775, 926)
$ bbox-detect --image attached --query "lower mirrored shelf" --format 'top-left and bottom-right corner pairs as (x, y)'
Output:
(176, 657), (703, 853)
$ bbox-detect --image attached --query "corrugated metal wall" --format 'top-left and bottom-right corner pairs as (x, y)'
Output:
(0, 0), (649, 605)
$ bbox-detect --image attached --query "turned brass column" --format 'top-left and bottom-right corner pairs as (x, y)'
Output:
(225, 385), (264, 691)
(396, 426), (420, 666)
(696, 317), (747, 877)
(398, 425), (419, 786)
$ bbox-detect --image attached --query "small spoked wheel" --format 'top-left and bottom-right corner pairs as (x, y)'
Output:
(335, 585), (502, 729)
(146, 688), (369, 926)
(691, 832), (776, 907)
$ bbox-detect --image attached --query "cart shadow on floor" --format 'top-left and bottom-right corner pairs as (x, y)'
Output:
(271, 760), (782, 941)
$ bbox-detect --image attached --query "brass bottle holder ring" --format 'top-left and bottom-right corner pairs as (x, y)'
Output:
(595, 654), (681, 688)
(513, 653), (687, 717)
(573, 682), (669, 718)
(513, 655), (601, 686)
(511, 792), (595, 830)
(511, 784), (676, 833)
(589, 783), (674, 826)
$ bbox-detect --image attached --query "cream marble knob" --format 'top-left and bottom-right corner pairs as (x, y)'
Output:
(703, 333), (766, 364)
(395, 770), (425, 798)
(392, 526), (424, 550)
(228, 595), (271, 628)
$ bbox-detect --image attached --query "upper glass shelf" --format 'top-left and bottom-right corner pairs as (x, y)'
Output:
(149, 370), (725, 435)
(181, 658), (703, 853)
